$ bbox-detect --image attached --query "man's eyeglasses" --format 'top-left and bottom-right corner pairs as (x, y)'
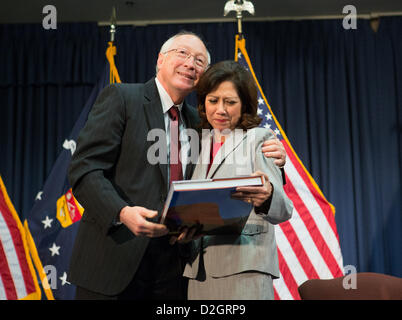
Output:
(164, 47), (208, 70)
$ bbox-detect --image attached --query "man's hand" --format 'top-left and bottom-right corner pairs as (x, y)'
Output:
(262, 135), (286, 168)
(119, 206), (168, 237)
(169, 226), (204, 245)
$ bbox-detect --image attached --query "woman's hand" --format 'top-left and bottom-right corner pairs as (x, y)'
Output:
(231, 171), (273, 207)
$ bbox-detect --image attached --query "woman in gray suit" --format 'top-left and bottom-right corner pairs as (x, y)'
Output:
(183, 60), (293, 300)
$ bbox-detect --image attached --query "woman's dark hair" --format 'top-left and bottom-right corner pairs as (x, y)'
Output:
(196, 60), (261, 130)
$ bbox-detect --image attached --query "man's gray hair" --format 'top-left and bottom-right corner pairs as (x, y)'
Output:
(155, 31), (211, 74)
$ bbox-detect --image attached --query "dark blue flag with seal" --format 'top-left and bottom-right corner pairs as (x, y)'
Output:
(23, 42), (121, 300)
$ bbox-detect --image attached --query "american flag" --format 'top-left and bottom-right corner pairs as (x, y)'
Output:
(235, 35), (344, 299)
(0, 175), (40, 300)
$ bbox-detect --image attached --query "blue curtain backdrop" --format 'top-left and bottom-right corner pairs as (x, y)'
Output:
(0, 18), (401, 278)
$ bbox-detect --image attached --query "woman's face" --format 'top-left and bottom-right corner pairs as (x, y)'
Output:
(205, 81), (242, 131)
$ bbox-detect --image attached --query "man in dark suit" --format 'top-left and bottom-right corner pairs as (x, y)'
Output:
(68, 31), (286, 300)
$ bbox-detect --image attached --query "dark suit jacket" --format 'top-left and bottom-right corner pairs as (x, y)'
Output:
(68, 78), (200, 295)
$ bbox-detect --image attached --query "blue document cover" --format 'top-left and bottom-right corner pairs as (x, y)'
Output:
(160, 176), (263, 235)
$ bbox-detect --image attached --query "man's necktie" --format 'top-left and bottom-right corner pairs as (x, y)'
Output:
(168, 106), (183, 183)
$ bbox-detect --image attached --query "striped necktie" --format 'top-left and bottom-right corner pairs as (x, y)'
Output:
(168, 106), (183, 183)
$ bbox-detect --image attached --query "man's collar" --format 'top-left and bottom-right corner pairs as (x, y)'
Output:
(154, 77), (184, 113)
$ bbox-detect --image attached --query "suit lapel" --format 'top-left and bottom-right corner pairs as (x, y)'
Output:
(207, 130), (247, 179)
(142, 79), (168, 189)
(181, 101), (192, 180)
(192, 130), (213, 179)
(180, 100), (192, 128)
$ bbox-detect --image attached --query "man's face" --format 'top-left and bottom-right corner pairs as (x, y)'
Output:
(157, 35), (208, 102)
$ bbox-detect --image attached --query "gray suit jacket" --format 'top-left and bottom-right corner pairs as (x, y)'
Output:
(68, 79), (199, 295)
(183, 128), (293, 279)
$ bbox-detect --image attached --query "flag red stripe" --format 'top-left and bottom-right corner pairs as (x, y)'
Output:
(277, 248), (301, 299)
(282, 141), (339, 237)
(279, 220), (320, 279)
(283, 175), (343, 277)
(0, 194), (35, 296)
(0, 239), (18, 300)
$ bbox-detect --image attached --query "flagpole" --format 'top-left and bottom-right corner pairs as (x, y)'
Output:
(110, 6), (117, 43)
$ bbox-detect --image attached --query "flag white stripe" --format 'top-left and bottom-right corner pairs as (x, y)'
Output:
(288, 207), (333, 278)
(0, 276), (6, 300)
(285, 159), (344, 272)
(275, 224), (308, 286)
(0, 211), (27, 299)
(273, 271), (294, 300)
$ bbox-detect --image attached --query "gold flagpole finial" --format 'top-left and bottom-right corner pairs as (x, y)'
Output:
(223, 0), (255, 37)
(106, 6), (121, 84)
(109, 6), (117, 43)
